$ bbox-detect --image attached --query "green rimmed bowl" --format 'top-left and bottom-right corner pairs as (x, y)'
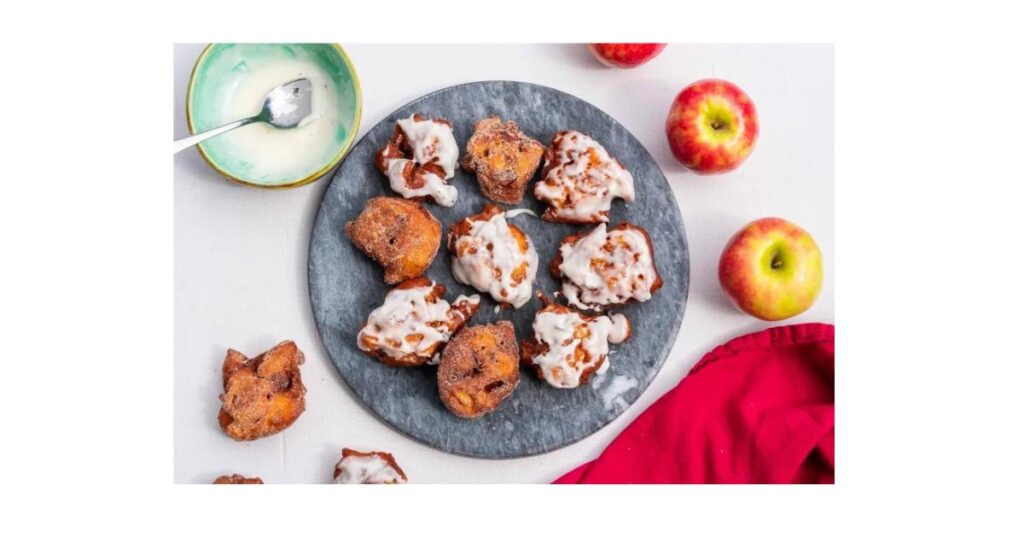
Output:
(186, 43), (362, 188)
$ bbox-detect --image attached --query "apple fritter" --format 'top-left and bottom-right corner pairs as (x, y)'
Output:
(375, 114), (459, 207)
(345, 196), (442, 285)
(437, 321), (520, 419)
(213, 474), (264, 484)
(447, 204), (538, 309)
(333, 448), (408, 484)
(521, 294), (631, 389)
(218, 340), (306, 441)
(551, 222), (662, 311)
(534, 130), (635, 224)
(461, 116), (544, 205)
(357, 277), (481, 367)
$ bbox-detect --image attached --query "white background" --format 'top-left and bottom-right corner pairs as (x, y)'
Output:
(4, 0), (1023, 534)
(174, 43), (834, 483)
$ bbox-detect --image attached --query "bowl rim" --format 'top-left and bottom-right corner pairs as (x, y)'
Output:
(185, 43), (363, 189)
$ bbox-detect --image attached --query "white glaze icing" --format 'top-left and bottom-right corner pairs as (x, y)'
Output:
(599, 374), (638, 411)
(558, 223), (658, 310)
(216, 57), (341, 184)
(529, 309), (629, 388)
(503, 208), (537, 219)
(357, 281), (479, 363)
(384, 159), (457, 207)
(451, 211), (538, 308)
(534, 131), (635, 222)
(334, 453), (406, 484)
(396, 116), (459, 178)
(379, 115), (460, 207)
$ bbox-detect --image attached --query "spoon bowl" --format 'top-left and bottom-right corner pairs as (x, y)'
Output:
(261, 78), (313, 128)
(184, 43), (362, 188)
(174, 77), (313, 154)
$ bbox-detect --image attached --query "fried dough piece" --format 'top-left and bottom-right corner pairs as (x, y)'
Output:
(521, 294), (631, 388)
(333, 448), (408, 484)
(461, 117), (544, 204)
(534, 130), (635, 224)
(218, 341), (306, 441)
(437, 321), (520, 419)
(447, 204), (538, 308)
(345, 196), (442, 285)
(551, 222), (662, 310)
(357, 277), (481, 367)
(375, 114), (459, 207)
(213, 474), (264, 484)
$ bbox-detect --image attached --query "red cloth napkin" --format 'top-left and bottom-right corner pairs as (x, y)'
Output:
(554, 323), (834, 484)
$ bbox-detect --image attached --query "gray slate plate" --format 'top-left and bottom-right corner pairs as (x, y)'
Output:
(309, 81), (688, 459)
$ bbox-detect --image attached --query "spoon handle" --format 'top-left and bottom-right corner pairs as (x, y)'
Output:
(173, 117), (257, 154)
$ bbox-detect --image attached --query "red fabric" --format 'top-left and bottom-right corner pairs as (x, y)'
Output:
(554, 323), (834, 484)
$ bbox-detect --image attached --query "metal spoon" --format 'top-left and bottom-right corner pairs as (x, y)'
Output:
(173, 78), (312, 154)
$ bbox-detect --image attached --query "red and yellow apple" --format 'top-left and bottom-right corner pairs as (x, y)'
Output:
(718, 218), (823, 321)
(588, 43), (667, 68)
(665, 79), (758, 174)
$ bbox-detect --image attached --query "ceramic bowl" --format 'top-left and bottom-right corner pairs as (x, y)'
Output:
(186, 43), (362, 188)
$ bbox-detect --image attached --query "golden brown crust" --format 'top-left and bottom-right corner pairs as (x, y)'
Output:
(448, 296), (481, 333)
(549, 233), (575, 278)
(550, 222), (664, 302)
(461, 117), (544, 204)
(218, 341), (306, 441)
(518, 337), (550, 374)
(357, 277), (480, 368)
(213, 474), (264, 484)
(345, 197), (442, 285)
(333, 448), (408, 483)
(437, 322), (520, 419)
(519, 294), (556, 377)
(447, 204), (502, 250)
(541, 210), (603, 225)
(371, 353), (429, 368)
(393, 275), (436, 291)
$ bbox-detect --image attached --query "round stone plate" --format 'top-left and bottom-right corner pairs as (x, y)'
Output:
(309, 81), (688, 459)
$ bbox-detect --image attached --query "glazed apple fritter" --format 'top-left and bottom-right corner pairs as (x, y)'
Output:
(375, 114), (459, 207)
(460, 116), (545, 205)
(213, 474), (264, 484)
(534, 130), (636, 224)
(521, 294), (631, 389)
(345, 196), (442, 285)
(437, 321), (520, 419)
(551, 221), (662, 310)
(447, 204), (538, 308)
(357, 277), (481, 367)
(218, 340), (306, 441)
(333, 448), (408, 484)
